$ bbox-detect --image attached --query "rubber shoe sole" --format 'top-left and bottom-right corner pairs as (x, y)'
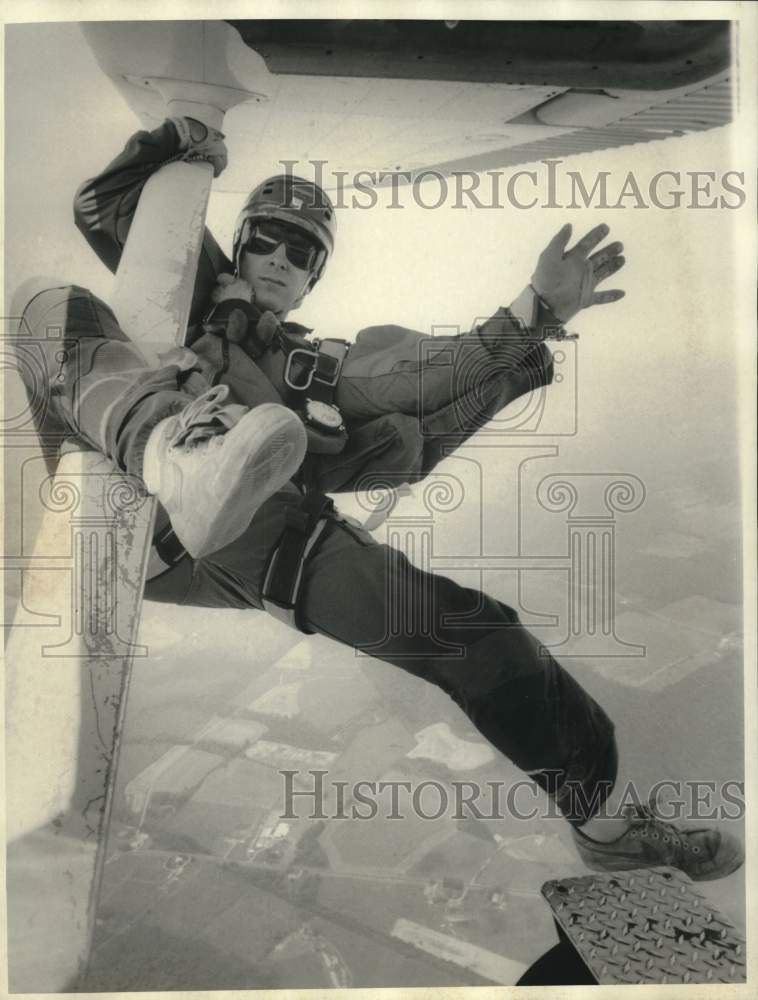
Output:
(197, 403), (307, 557)
(152, 403), (307, 559)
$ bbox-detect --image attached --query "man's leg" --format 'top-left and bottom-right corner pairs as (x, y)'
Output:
(149, 493), (615, 825)
(299, 515), (617, 825)
(158, 495), (743, 879)
(302, 520), (742, 879)
(17, 284), (307, 557)
(18, 284), (196, 476)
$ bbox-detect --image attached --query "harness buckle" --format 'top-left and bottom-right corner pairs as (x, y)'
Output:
(283, 343), (346, 394)
(283, 347), (320, 391)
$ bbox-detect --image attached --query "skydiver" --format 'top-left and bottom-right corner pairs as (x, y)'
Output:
(15, 114), (744, 880)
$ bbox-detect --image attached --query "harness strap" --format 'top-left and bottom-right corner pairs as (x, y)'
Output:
(146, 520), (188, 580)
(262, 492), (335, 632)
(311, 339), (350, 403)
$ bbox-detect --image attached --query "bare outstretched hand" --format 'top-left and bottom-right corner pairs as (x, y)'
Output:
(531, 223), (626, 323)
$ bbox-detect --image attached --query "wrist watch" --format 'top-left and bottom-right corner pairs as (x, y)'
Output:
(521, 285), (579, 341)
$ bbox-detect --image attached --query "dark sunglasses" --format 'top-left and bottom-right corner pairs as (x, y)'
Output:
(244, 221), (323, 271)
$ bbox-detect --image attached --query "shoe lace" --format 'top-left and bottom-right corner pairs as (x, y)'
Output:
(172, 385), (239, 447)
(624, 797), (702, 858)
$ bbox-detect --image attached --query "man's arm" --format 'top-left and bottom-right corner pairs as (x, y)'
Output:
(473, 292), (559, 376)
(74, 120), (181, 272)
(73, 118), (231, 326)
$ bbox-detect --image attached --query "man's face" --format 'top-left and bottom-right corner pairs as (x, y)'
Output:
(239, 221), (320, 318)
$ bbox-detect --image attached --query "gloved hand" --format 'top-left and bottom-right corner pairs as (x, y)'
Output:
(531, 223), (625, 323)
(170, 116), (228, 178)
(211, 273), (254, 305)
(206, 275), (280, 354)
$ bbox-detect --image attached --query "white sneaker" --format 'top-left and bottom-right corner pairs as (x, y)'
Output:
(142, 385), (306, 558)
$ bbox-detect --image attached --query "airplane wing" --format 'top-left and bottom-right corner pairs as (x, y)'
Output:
(82, 19), (733, 193)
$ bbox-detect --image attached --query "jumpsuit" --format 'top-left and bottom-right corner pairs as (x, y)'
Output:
(16, 120), (618, 825)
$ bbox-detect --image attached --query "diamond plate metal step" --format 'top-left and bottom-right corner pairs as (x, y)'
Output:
(542, 867), (746, 985)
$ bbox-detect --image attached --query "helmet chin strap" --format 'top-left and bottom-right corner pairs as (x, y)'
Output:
(231, 261), (314, 320)
(233, 217), (251, 276)
(287, 273), (315, 314)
